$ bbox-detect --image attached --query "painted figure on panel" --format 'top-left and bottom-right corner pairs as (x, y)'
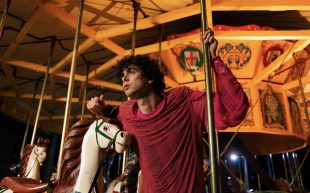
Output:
(288, 97), (303, 133)
(260, 86), (286, 129)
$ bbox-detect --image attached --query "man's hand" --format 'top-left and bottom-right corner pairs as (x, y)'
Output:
(87, 94), (105, 117)
(202, 28), (218, 58)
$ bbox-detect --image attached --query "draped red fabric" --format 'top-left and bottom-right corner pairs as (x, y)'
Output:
(117, 57), (249, 193)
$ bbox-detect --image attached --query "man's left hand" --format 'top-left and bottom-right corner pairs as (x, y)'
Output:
(202, 28), (218, 58)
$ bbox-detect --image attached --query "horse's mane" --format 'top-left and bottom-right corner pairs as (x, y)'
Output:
(52, 119), (93, 193)
(19, 144), (35, 177)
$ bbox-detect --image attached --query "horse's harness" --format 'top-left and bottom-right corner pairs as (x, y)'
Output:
(95, 120), (122, 149)
(24, 146), (41, 178)
(88, 120), (122, 193)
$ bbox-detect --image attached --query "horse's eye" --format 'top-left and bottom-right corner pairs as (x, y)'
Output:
(103, 126), (108, 131)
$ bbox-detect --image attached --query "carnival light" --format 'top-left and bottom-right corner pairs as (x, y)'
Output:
(230, 153), (239, 161)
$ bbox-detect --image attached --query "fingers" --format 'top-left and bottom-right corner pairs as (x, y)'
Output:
(202, 28), (216, 44)
(87, 96), (99, 110)
(99, 94), (104, 102)
(87, 94), (106, 112)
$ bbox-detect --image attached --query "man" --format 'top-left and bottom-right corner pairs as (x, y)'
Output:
(87, 30), (249, 193)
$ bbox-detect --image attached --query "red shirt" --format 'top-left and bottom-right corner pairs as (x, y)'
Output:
(117, 57), (249, 193)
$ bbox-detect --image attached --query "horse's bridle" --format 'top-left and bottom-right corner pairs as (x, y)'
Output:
(24, 147), (40, 178)
(88, 120), (122, 193)
(95, 120), (122, 149)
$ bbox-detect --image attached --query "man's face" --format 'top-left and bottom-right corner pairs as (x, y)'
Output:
(121, 65), (152, 99)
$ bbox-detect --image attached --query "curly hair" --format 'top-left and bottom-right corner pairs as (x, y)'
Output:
(116, 55), (166, 97)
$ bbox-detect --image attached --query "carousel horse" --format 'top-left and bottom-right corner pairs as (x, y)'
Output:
(0, 118), (129, 193)
(73, 118), (130, 193)
(0, 119), (93, 193)
(22, 138), (49, 180)
(0, 137), (49, 193)
(106, 153), (141, 193)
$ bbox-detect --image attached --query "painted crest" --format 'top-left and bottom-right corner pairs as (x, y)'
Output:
(217, 43), (251, 70)
(179, 47), (204, 75)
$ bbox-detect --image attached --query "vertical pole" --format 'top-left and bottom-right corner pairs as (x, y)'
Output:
(294, 153), (304, 190)
(215, 130), (222, 192)
(117, 154), (122, 176)
(282, 153), (289, 180)
(131, 0), (139, 56)
(81, 64), (89, 120)
(290, 147), (310, 189)
(56, 0), (84, 179)
(20, 111), (32, 158)
(292, 153), (302, 192)
(121, 0), (140, 173)
(243, 156), (249, 191)
(289, 57), (310, 189)
(122, 150), (127, 174)
(200, 1), (220, 193)
(295, 58), (310, 130)
(0, 0), (11, 39)
(269, 154), (276, 178)
(257, 173), (261, 191)
(30, 38), (56, 145)
(238, 158), (242, 182)
(254, 155), (261, 191)
(266, 155), (272, 178)
(286, 153), (295, 189)
(158, 25), (163, 66)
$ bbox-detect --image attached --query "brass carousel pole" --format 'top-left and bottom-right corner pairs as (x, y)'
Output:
(269, 154), (276, 178)
(295, 56), (310, 130)
(80, 63), (89, 120)
(121, 0), (140, 174)
(158, 25), (162, 67)
(287, 152), (296, 188)
(282, 153), (289, 180)
(286, 57), (310, 190)
(20, 111), (33, 158)
(21, 81), (39, 156)
(200, 1), (221, 193)
(56, 0), (84, 179)
(131, 0), (139, 57)
(294, 153), (305, 190)
(30, 37), (56, 145)
(292, 153), (302, 192)
(0, 0), (11, 39)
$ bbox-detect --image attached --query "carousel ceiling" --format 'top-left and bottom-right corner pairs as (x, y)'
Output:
(0, 0), (310, 133)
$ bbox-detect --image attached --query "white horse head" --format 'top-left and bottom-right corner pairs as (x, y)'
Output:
(94, 120), (130, 153)
(24, 138), (49, 180)
(74, 119), (131, 193)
